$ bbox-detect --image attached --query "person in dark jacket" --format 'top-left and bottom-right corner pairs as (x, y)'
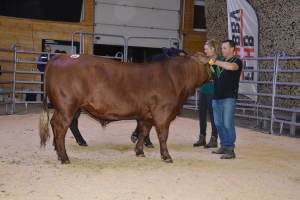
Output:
(37, 45), (53, 108)
(37, 45), (52, 72)
(210, 40), (243, 159)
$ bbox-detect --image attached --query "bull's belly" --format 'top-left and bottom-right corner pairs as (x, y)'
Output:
(81, 104), (154, 124)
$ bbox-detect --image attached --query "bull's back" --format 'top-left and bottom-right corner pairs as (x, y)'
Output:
(48, 54), (175, 94)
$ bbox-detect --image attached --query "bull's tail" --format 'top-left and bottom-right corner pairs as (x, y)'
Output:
(39, 56), (58, 147)
(39, 93), (49, 147)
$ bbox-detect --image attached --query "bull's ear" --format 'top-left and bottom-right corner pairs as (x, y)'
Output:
(169, 47), (176, 54)
(162, 47), (168, 54)
(173, 49), (181, 56)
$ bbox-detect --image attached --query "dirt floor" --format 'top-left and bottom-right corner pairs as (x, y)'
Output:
(0, 104), (300, 199)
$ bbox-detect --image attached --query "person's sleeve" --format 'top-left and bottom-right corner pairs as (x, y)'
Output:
(37, 56), (43, 72)
(234, 59), (243, 70)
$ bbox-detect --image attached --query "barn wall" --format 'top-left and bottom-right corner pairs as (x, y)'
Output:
(180, 0), (207, 54)
(205, 0), (300, 108)
(0, 0), (94, 99)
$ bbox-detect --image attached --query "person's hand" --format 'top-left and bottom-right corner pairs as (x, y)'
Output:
(209, 59), (215, 65)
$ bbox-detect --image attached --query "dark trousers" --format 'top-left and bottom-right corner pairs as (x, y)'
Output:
(70, 109), (86, 144)
(198, 92), (218, 138)
(134, 120), (139, 133)
(53, 109), (86, 147)
(133, 120), (151, 142)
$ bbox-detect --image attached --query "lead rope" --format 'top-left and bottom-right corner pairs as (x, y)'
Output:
(190, 56), (211, 81)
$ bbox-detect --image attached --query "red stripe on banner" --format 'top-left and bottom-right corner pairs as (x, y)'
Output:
(244, 48), (254, 58)
(242, 60), (244, 80)
(240, 9), (243, 48)
(235, 47), (240, 58)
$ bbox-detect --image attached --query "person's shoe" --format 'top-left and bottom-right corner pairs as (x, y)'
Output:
(144, 135), (154, 148)
(212, 147), (227, 154)
(131, 131), (138, 143)
(204, 136), (218, 148)
(144, 141), (154, 148)
(193, 134), (206, 147)
(220, 147), (236, 159)
(77, 141), (88, 147)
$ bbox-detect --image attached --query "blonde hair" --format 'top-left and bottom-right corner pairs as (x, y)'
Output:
(205, 38), (219, 54)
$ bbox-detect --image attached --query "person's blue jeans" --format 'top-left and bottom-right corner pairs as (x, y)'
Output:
(212, 98), (237, 148)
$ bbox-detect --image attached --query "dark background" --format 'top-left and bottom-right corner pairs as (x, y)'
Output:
(94, 44), (163, 63)
(0, 0), (83, 22)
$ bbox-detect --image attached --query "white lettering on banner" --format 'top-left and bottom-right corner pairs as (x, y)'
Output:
(227, 0), (259, 101)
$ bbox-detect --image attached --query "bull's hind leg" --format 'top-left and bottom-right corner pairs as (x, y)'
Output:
(50, 111), (72, 164)
(134, 121), (151, 157)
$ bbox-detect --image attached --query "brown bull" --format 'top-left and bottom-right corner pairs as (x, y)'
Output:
(39, 52), (217, 164)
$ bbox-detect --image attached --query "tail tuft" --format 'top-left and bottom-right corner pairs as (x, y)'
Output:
(39, 107), (50, 147)
(39, 55), (53, 147)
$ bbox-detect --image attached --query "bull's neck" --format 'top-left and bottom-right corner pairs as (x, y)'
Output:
(185, 59), (208, 93)
(190, 56), (211, 81)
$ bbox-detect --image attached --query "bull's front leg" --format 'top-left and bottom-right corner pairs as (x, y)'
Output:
(155, 122), (172, 163)
(134, 121), (151, 157)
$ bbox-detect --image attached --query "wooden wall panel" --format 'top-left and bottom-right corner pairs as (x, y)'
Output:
(182, 33), (207, 54)
(0, 0), (94, 99)
(180, 0), (207, 54)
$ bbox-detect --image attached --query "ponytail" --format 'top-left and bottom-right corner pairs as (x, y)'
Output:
(205, 38), (219, 50)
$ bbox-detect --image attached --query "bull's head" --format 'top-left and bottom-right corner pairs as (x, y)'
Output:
(188, 52), (217, 82)
(162, 47), (187, 57)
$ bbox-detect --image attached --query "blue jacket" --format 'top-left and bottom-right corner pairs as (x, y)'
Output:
(37, 54), (54, 72)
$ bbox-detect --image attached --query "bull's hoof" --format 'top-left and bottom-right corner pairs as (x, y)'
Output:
(61, 160), (71, 164)
(59, 155), (70, 164)
(161, 156), (173, 163)
(137, 153), (145, 157)
(134, 148), (145, 157)
(164, 159), (173, 163)
(77, 141), (88, 147)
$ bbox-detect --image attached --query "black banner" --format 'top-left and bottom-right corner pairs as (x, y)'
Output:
(0, 0), (83, 22)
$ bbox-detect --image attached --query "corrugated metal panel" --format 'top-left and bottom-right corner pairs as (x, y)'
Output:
(94, 0), (181, 47)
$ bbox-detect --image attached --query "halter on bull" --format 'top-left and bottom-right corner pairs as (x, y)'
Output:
(39, 52), (217, 164)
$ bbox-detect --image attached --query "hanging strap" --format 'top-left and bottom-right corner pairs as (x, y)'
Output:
(216, 56), (238, 78)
